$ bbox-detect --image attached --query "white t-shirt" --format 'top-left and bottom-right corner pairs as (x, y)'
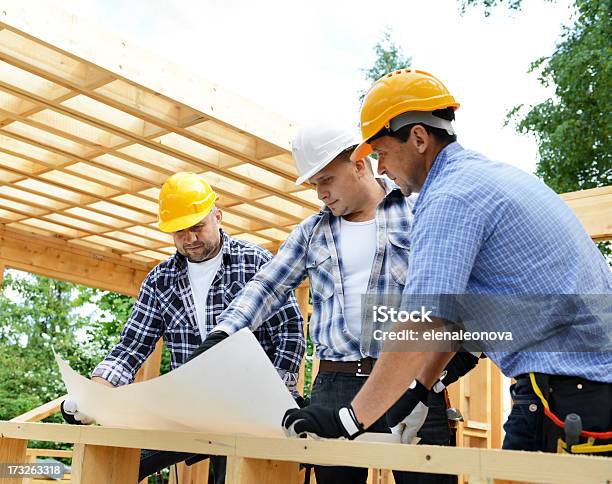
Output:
(187, 249), (223, 339)
(338, 217), (377, 339)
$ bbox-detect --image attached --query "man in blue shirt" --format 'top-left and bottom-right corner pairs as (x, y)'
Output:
(282, 69), (612, 457)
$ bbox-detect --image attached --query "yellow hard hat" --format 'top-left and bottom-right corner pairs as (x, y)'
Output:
(158, 172), (217, 233)
(352, 69), (460, 161)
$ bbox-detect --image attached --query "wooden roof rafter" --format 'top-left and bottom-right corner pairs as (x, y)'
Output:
(0, 1), (320, 264)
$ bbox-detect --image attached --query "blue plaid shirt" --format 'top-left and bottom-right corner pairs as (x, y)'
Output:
(403, 142), (612, 382)
(92, 231), (305, 389)
(215, 179), (415, 361)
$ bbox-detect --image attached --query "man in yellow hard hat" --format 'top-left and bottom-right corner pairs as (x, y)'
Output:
(281, 69), (612, 459)
(61, 172), (306, 482)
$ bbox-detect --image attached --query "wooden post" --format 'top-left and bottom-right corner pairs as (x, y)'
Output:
(134, 338), (164, 383)
(168, 460), (210, 484)
(225, 456), (300, 484)
(71, 443), (140, 484)
(295, 283), (310, 395)
(0, 436), (28, 483)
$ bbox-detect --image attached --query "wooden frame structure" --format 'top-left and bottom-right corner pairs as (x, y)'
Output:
(1, 422), (611, 484)
(1, 1), (611, 483)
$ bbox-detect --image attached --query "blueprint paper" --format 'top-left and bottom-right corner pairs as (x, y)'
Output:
(57, 328), (298, 438)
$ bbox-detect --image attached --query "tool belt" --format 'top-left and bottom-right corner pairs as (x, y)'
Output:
(529, 373), (612, 455)
(319, 357), (377, 376)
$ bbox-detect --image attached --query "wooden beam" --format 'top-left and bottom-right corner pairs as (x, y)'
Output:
(0, 1), (295, 151)
(226, 456), (300, 484)
(2, 422), (610, 483)
(0, 225), (150, 296)
(0, 435), (28, 483)
(71, 443), (140, 484)
(10, 394), (65, 423)
(561, 186), (612, 241)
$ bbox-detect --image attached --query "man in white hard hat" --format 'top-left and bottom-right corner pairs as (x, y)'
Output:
(191, 123), (479, 484)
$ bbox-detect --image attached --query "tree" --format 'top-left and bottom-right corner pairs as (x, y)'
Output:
(461, 0), (611, 256)
(360, 26), (412, 100)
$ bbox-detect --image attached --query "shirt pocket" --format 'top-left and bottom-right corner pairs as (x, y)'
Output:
(387, 231), (411, 286)
(306, 249), (335, 303)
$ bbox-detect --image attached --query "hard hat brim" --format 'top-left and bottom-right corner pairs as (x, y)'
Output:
(158, 210), (211, 233)
(350, 142), (373, 162)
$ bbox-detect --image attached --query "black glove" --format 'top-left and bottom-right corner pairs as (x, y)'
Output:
(282, 404), (365, 440)
(386, 379), (429, 428)
(186, 330), (229, 363)
(60, 399), (93, 425)
(294, 395), (310, 408)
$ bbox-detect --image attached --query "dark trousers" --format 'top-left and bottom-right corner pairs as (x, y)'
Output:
(139, 450), (226, 483)
(311, 372), (457, 484)
(503, 375), (612, 455)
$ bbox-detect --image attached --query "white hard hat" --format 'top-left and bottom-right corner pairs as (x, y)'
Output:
(292, 123), (361, 185)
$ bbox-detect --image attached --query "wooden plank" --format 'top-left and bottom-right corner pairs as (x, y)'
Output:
(226, 456), (300, 484)
(2, 422), (611, 483)
(561, 186), (612, 241)
(10, 395), (65, 423)
(0, 225), (150, 296)
(71, 443), (140, 484)
(26, 448), (72, 458)
(0, 436), (28, 483)
(134, 339), (163, 384)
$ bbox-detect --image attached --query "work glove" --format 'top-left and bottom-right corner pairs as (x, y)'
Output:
(186, 330), (229, 363)
(387, 379), (429, 444)
(282, 404), (365, 440)
(294, 395), (310, 408)
(60, 398), (96, 425)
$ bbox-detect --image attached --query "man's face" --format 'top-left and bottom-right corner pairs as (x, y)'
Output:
(371, 127), (429, 196)
(308, 155), (364, 217)
(172, 209), (223, 262)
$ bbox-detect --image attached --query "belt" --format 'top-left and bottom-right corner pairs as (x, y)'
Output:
(318, 357), (377, 377)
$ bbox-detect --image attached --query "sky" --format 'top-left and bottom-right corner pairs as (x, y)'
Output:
(59, 0), (574, 174)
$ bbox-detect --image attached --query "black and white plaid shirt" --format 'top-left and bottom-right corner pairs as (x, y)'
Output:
(92, 231), (305, 392)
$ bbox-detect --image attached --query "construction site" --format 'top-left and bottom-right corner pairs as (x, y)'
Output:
(0, 0), (610, 483)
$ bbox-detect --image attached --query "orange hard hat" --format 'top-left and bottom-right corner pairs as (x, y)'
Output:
(352, 69), (459, 161)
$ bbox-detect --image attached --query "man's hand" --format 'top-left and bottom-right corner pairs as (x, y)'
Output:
(282, 404), (365, 440)
(60, 398), (96, 425)
(186, 330), (229, 363)
(387, 379), (429, 444)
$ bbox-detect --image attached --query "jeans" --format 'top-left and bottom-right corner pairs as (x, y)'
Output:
(311, 372), (457, 484)
(502, 378), (544, 451)
(503, 375), (611, 455)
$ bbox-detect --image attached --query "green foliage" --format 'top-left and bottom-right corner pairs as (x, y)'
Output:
(508, 0), (611, 194)
(461, 0), (611, 258)
(0, 271), (100, 421)
(360, 27), (412, 101)
(458, 0), (527, 15)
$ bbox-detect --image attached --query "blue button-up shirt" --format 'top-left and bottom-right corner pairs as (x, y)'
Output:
(215, 179), (415, 361)
(403, 142), (612, 382)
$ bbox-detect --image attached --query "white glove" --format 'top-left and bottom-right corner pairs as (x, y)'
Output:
(390, 400), (428, 444)
(61, 398), (96, 425)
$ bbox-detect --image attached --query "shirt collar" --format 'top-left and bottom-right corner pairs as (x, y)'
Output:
(413, 141), (463, 213)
